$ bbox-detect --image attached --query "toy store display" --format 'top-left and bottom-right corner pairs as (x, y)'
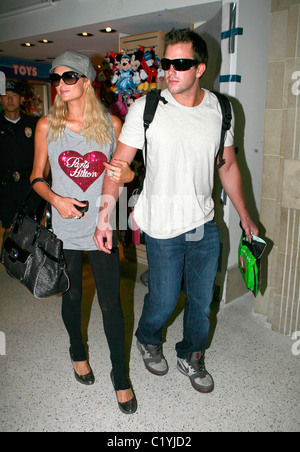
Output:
(106, 47), (165, 107)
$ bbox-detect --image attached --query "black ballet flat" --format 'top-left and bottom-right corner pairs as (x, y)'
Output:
(110, 370), (137, 415)
(69, 348), (95, 386)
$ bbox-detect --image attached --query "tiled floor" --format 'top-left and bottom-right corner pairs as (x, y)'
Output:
(0, 246), (299, 432)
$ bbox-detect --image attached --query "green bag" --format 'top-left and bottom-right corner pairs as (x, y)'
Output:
(238, 232), (267, 297)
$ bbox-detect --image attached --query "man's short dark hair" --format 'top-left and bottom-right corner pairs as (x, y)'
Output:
(164, 28), (208, 67)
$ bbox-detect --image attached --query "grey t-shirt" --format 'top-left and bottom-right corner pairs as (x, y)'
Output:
(48, 124), (115, 250)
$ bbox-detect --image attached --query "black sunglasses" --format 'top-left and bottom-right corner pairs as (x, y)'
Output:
(161, 58), (199, 72)
(49, 71), (87, 87)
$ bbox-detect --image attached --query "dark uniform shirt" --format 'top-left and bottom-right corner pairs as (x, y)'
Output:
(0, 111), (38, 229)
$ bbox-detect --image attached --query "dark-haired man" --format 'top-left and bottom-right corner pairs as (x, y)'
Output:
(94, 29), (258, 394)
(0, 81), (38, 236)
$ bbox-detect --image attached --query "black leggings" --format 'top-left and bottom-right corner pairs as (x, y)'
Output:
(62, 249), (130, 391)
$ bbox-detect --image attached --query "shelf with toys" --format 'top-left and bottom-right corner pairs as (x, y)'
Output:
(120, 30), (166, 91)
(103, 31), (166, 102)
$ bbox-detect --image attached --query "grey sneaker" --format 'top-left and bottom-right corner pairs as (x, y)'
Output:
(137, 340), (169, 376)
(177, 351), (214, 393)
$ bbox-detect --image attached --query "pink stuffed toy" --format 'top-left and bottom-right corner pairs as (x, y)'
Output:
(109, 92), (129, 120)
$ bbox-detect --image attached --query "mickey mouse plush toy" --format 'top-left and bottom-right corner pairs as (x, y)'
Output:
(130, 47), (149, 92)
(111, 54), (137, 95)
(140, 49), (159, 91)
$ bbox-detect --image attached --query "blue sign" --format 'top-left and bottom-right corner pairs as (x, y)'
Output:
(0, 57), (51, 82)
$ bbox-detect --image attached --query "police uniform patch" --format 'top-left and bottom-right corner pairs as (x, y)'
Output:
(25, 127), (32, 138)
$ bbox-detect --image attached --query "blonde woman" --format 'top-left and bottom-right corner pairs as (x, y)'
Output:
(30, 51), (137, 414)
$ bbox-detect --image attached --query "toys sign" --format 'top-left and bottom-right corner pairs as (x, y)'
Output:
(0, 57), (51, 82)
(12, 64), (38, 78)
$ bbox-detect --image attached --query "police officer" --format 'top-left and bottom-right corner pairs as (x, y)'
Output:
(0, 81), (39, 236)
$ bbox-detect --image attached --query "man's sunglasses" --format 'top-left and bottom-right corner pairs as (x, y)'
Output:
(161, 58), (199, 72)
(49, 71), (87, 87)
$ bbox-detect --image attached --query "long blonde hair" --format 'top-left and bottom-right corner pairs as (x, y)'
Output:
(47, 85), (113, 147)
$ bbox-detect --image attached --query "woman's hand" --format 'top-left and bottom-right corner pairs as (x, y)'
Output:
(94, 226), (113, 254)
(104, 159), (134, 184)
(52, 196), (87, 219)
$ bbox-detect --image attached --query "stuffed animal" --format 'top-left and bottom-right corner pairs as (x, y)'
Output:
(109, 47), (164, 94)
(129, 47), (148, 92)
(111, 54), (137, 95)
(104, 52), (115, 71)
(109, 92), (128, 120)
(139, 49), (159, 91)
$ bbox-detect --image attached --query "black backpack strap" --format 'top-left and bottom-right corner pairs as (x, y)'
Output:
(137, 89), (168, 195)
(143, 89), (168, 165)
(212, 92), (232, 169)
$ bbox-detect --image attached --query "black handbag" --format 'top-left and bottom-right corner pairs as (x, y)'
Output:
(1, 178), (70, 299)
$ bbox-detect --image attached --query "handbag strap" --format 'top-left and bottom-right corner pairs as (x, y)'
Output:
(14, 178), (51, 228)
(45, 203), (53, 230)
(31, 177), (50, 188)
(32, 179), (53, 229)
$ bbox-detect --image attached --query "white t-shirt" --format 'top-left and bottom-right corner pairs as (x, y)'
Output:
(119, 89), (234, 239)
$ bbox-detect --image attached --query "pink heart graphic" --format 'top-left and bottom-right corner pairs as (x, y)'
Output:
(58, 150), (107, 192)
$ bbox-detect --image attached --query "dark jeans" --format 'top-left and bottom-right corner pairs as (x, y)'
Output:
(136, 220), (220, 358)
(62, 249), (130, 391)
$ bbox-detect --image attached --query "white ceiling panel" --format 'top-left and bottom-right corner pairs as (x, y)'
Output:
(0, 0), (55, 15)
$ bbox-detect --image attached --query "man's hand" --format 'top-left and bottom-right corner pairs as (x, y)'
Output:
(240, 214), (259, 241)
(93, 227), (113, 254)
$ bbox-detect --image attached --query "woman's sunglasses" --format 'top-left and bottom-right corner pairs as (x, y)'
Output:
(49, 71), (87, 87)
(161, 58), (199, 72)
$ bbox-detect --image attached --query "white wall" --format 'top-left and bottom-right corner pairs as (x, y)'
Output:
(221, 0), (271, 269)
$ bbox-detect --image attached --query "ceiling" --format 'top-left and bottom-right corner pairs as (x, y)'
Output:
(0, 2), (222, 65)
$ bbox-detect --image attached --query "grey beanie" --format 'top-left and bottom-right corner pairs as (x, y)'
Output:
(50, 50), (96, 82)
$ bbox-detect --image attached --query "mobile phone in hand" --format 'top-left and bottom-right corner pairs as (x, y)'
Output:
(74, 201), (89, 213)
